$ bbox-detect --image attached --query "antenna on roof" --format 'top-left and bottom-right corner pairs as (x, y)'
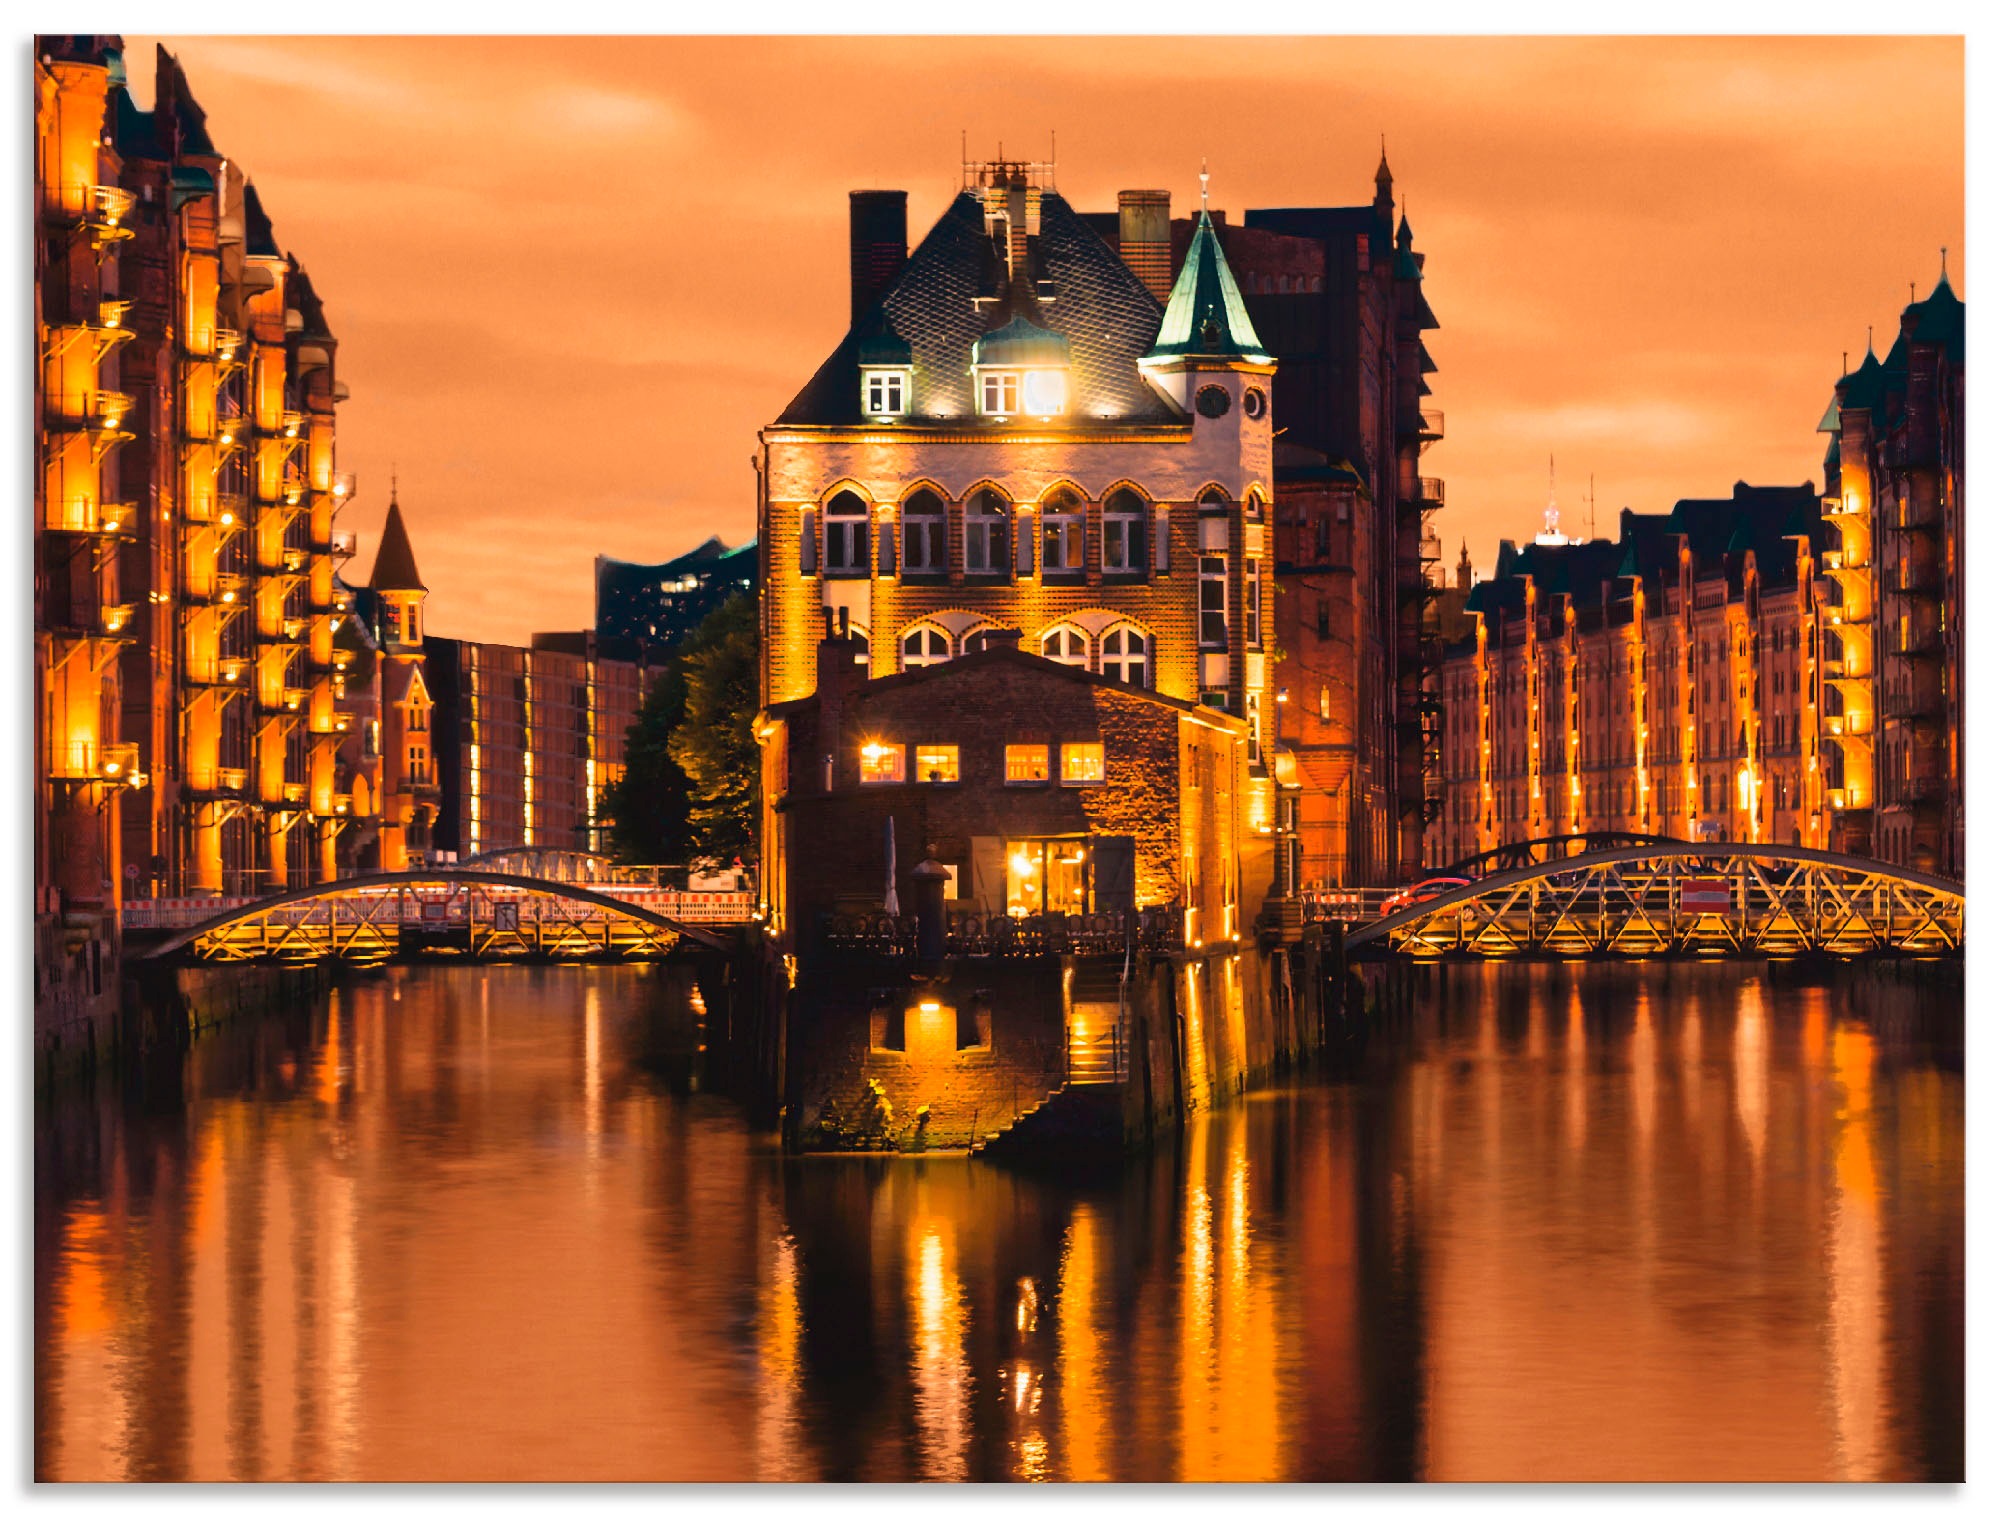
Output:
(389, 462), (398, 505)
(1587, 473), (1596, 541)
(1199, 157), (1210, 210)
(1049, 129), (1056, 187)
(1942, 245), (1949, 278)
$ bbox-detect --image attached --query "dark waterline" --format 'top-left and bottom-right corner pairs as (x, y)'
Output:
(34, 960), (1962, 1481)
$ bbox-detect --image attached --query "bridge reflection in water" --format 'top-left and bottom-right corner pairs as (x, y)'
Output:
(34, 962), (1961, 1480)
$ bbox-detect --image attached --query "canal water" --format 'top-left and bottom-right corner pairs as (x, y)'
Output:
(35, 960), (1961, 1481)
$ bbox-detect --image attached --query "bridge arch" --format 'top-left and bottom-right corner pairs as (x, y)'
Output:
(1437, 831), (1693, 879)
(1349, 843), (1962, 959)
(142, 869), (736, 962)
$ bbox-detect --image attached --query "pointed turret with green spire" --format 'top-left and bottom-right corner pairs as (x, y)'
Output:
(1142, 176), (1269, 368)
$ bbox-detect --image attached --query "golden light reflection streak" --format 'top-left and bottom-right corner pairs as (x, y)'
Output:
(1734, 976), (1769, 1175)
(49, 1205), (122, 1479)
(187, 1117), (228, 1477)
(1178, 1115), (1218, 1480)
(1826, 1021), (1885, 1481)
(583, 980), (603, 1190)
(755, 1230), (808, 1480)
(1630, 986), (1658, 1270)
(1215, 1112), (1282, 1480)
(1564, 981), (1587, 1159)
(1057, 1204), (1109, 1481)
(1679, 997), (1705, 1136)
(909, 1222), (968, 1479)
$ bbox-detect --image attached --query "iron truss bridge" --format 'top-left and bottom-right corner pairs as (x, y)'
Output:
(1438, 831), (1694, 880)
(1345, 844), (1963, 961)
(135, 870), (745, 966)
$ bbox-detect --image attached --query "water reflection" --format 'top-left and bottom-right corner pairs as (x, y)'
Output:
(36, 961), (1961, 1481)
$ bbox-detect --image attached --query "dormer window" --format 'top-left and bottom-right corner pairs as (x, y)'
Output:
(863, 369), (908, 418)
(973, 315), (1071, 421)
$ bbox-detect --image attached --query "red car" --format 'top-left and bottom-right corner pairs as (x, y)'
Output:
(1381, 875), (1474, 916)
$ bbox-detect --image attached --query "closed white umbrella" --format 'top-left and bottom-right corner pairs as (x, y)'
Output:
(884, 814), (900, 916)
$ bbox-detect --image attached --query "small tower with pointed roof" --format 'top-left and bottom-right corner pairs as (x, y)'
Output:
(1137, 169), (1275, 415)
(366, 481), (437, 869)
(1373, 139), (1395, 229)
(370, 478), (429, 658)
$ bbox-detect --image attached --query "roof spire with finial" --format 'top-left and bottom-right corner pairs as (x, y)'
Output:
(1199, 156), (1210, 211)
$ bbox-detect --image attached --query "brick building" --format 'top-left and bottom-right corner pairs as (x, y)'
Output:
(758, 157), (1283, 871)
(1814, 274), (1965, 874)
(36, 38), (361, 902)
(758, 631), (1254, 941)
(423, 631), (655, 860)
(1434, 484), (1829, 866)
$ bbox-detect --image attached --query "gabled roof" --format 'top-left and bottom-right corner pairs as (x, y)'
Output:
(776, 189), (1177, 428)
(368, 497), (426, 593)
(1145, 208), (1270, 365)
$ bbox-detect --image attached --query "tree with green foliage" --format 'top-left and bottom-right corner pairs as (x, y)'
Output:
(668, 592), (759, 862)
(597, 657), (692, 864)
(597, 591), (759, 865)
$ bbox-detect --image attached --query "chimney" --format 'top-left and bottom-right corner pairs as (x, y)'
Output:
(969, 626), (1023, 654)
(1118, 190), (1173, 302)
(849, 190), (908, 323)
(815, 629), (871, 790)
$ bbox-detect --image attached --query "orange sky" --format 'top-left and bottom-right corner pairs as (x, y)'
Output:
(129, 35), (1963, 646)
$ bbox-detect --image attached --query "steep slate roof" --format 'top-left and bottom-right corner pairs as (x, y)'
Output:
(242, 182), (280, 259)
(1910, 273), (1964, 360)
(776, 189), (1180, 427)
(1145, 209), (1270, 364)
(368, 497), (426, 593)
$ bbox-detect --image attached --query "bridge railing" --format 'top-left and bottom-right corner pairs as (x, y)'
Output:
(124, 886), (758, 932)
(819, 908), (1182, 958)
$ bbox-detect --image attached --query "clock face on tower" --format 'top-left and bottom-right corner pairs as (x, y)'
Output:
(1195, 385), (1231, 419)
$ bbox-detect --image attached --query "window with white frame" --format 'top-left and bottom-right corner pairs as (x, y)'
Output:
(1199, 557), (1229, 647)
(964, 487), (1008, 576)
(824, 490), (869, 576)
(863, 369), (908, 418)
(980, 371), (1020, 416)
(1041, 625), (1089, 668)
(1101, 625), (1150, 686)
(901, 625), (952, 669)
(1041, 488), (1084, 574)
(1102, 487), (1145, 575)
(901, 490), (944, 574)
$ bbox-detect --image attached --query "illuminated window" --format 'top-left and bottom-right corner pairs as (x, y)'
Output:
(1041, 488), (1084, 573)
(1041, 625), (1089, 668)
(964, 487), (1008, 575)
(915, 744), (959, 784)
(1101, 625), (1150, 686)
(1246, 559), (1263, 648)
(1102, 487), (1145, 574)
(900, 625), (951, 669)
(823, 490), (869, 576)
(859, 741), (904, 784)
(1199, 557), (1229, 647)
(901, 490), (944, 574)
(1060, 742), (1105, 785)
(1005, 744), (1050, 784)
(1021, 369), (1067, 417)
(863, 369), (908, 417)
(980, 372), (1020, 416)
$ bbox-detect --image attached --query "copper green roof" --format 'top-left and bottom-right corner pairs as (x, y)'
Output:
(1145, 209), (1269, 364)
(974, 314), (1071, 368)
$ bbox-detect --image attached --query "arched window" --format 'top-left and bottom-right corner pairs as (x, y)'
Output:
(1041, 625), (1089, 669)
(1197, 485), (1231, 513)
(901, 624), (951, 670)
(1041, 486), (1084, 574)
(901, 490), (944, 575)
(1100, 624), (1150, 686)
(1102, 487), (1146, 575)
(964, 487), (1008, 576)
(824, 490), (869, 576)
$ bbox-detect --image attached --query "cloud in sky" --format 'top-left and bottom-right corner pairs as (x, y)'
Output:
(128, 34), (1961, 643)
